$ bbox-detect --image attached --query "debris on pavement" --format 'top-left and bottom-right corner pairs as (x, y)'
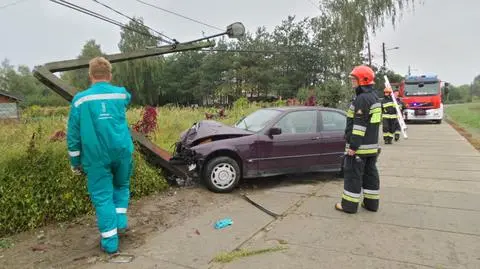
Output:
(212, 246), (288, 264)
(214, 218), (233, 229)
(108, 253), (135, 263)
(242, 194), (281, 218)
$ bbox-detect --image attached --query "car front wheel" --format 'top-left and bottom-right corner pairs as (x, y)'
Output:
(203, 156), (241, 193)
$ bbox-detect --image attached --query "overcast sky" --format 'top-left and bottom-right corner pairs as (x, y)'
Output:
(0, 0), (478, 85)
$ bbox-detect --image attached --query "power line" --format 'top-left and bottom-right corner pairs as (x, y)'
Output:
(134, 0), (223, 31)
(49, 0), (173, 44)
(91, 0), (176, 44)
(0, 0), (29, 10)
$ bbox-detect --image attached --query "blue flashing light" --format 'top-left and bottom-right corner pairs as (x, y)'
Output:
(405, 73), (438, 82)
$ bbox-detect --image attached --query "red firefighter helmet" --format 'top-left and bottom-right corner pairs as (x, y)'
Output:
(350, 65), (375, 86)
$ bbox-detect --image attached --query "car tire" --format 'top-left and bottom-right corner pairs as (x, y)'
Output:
(203, 156), (241, 193)
(435, 119), (442, 124)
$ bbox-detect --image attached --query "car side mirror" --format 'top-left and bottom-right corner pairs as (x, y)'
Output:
(268, 127), (282, 136)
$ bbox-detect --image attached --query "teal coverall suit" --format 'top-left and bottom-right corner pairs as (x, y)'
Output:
(67, 81), (134, 253)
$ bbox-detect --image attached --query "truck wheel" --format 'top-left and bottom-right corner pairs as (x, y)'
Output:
(203, 156), (241, 193)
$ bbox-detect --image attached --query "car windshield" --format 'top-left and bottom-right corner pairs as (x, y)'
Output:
(234, 109), (281, 132)
(404, 82), (440, 96)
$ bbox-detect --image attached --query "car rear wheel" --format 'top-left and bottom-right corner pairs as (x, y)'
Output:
(203, 156), (241, 193)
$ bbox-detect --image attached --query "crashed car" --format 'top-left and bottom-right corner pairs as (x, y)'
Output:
(170, 106), (347, 193)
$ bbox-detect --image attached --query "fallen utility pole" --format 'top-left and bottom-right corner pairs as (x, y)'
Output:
(32, 22), (246, 181)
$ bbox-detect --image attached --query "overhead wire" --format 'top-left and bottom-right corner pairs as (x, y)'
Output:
(133, 0), (223, 31)
(49, 0), (174, 44)
(91, 0), (177, 44)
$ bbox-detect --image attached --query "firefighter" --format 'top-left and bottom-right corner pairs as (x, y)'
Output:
(67, 57), (134, 254)
(335, 65), (381, 214)
(381, 88), (398, 144)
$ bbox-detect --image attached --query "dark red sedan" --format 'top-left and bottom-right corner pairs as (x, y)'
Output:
(171, 106), (347, 192)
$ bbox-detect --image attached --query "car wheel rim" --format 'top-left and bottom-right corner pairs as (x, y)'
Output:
(211, 163), (236, 189)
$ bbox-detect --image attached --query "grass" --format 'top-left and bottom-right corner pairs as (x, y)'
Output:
(445, 102), (480, 131)
(445, 101), (480, 150)
(212, 246), (288, 264)
(0, 103), (260, 236)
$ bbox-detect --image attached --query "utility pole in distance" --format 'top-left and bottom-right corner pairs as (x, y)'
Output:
(382, 42), (386, 69)
(368, 42), (372, 67)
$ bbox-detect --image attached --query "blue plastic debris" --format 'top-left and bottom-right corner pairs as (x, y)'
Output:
(214, 218), (233, 229)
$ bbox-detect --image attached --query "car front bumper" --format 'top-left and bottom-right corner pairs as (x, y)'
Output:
(169, 142), (205, 176)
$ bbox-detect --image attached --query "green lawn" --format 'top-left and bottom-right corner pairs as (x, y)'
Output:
(445, 102), (480, 134)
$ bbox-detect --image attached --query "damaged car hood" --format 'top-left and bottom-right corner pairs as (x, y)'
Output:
(181, 120), (253, 146)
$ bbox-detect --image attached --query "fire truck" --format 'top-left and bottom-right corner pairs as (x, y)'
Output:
(396, 73), (444, 124)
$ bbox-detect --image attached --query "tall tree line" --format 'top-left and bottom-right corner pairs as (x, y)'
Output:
(1, 0), (432, 108)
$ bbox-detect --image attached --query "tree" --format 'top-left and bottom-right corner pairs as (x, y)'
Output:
(114, 17), (163, 105)
(61, 39), (104, 91)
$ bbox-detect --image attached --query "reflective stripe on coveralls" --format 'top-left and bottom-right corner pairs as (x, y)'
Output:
(67, 82), (134, 254)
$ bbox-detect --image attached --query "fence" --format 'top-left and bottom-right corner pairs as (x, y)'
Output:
(0, 103), (19, 120)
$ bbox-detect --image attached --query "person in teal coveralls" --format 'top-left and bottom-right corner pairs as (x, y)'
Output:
(67, 56), (134, 254)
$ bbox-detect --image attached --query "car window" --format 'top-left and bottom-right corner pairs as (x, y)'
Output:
(234, 108), (281, 132)
(273, 110), (316, 134)
(321, 110), (346, 131)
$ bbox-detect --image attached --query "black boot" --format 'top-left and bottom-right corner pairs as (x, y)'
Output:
(394, 134), (400, 141)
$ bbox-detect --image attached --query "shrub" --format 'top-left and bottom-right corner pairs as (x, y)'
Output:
(0, 129), (167, 237)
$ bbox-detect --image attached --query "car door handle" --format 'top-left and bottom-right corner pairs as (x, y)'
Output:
(311, 136), (320, 140)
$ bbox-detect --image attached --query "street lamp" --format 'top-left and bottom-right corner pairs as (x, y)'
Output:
(382, 43), (399, 69)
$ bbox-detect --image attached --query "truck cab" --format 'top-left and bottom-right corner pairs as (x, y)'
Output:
(398, 74), (444, 124)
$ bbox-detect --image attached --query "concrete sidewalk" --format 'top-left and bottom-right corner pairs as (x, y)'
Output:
(90, 122), (480, 269)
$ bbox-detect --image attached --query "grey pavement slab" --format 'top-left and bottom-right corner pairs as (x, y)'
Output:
(242, 190), (308, 216)
(296, 196), (480, 236)
(379, 168), (480, 182)
(377, 160), (480, 171)
(377, 155), (480, 164)
(87, 255), (194, 269)
(242, 214), (480, 268)
(380, 176), (480, 194)
(89, 198), (275, 269)
(260, 180), (319, 195)
(221, 244), (453, 269)
(319, 182), (480, 211)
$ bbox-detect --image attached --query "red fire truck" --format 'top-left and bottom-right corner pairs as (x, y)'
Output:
(396, 73), (444, 124)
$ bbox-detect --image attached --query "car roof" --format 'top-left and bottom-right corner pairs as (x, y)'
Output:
(263, 106), (346, 114)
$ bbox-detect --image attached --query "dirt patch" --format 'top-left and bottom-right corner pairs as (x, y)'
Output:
(0, 185), (235, 269)
(445, 118), (480, 151)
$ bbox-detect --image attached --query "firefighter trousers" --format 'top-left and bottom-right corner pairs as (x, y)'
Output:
(341, 155), (380, 213)
(382, 118), (396, 143)
(394, 120), (401, 141)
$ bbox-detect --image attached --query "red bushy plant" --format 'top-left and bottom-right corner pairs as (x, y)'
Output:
(49, 130), (66, 142)
(132, 106), (158, 136)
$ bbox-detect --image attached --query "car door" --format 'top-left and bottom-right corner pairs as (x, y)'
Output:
(255, 109), (321, 176)
(318, 110), (347, 170)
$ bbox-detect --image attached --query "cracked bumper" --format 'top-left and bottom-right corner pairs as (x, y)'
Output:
(169, 142), (205, 176)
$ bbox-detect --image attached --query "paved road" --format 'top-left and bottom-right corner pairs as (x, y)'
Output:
(90, 122), (480, 269)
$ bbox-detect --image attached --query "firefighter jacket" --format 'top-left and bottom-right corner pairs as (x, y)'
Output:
(345, 86), (381, 157)
(381, 95), (398, 119)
